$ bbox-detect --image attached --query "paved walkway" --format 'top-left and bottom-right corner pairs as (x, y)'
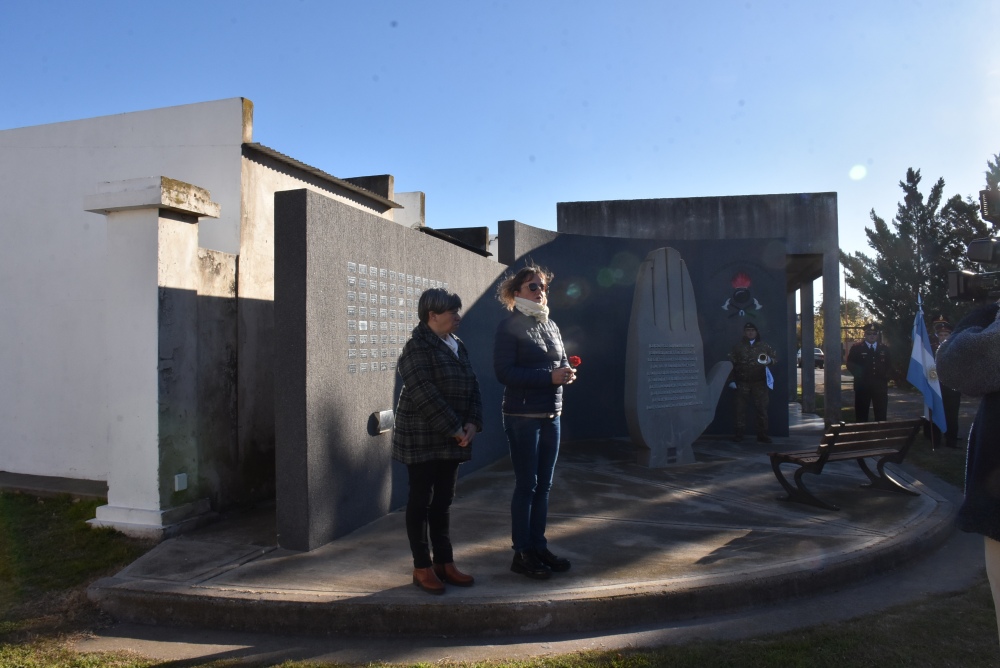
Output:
(79, 392), (985, 663)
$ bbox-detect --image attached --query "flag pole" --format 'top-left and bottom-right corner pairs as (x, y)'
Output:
(916, 293), (930, 424)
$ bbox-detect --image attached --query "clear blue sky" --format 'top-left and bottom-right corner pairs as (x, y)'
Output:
(2, 0), (998, 293)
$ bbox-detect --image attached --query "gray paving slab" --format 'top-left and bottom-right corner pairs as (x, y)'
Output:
(88, 407), (960, 639)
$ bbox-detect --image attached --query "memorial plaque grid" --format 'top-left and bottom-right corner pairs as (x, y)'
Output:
(345, 260), (448, 376)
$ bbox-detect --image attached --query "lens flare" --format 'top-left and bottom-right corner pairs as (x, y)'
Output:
(849, 165), (867, 181)
(597, 268), (616, 288)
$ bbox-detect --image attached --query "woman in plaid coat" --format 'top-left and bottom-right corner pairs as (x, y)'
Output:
(392, 288), (483, 595)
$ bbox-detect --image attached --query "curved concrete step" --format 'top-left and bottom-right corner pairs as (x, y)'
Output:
(89, 436), (957, 637)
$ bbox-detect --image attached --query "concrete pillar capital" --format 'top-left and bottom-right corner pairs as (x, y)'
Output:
(84, 176), (220, 219)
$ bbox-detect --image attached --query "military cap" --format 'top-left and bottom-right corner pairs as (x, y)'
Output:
(932, 316), (954, 334)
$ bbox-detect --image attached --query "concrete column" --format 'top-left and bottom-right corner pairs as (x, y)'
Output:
(84, 177), (220, 539)
(800, 281), (816, 413)
(822, 250), (843, 424)
(787, 291), (797, 398)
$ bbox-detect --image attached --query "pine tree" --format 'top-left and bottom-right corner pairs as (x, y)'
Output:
(986, 153), (1000, 193)
(840, 167), (992, 377)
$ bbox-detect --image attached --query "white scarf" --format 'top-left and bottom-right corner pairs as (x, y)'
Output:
(514, 296), (549, 323)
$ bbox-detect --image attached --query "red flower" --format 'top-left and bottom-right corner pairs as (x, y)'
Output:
(568, 356), (582, 368)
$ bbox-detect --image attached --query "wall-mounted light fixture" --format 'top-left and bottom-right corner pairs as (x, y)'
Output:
(368, 409), (395, 436)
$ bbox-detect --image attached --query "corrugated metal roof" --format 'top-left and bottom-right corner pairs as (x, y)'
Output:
(242, 142), (401, 209)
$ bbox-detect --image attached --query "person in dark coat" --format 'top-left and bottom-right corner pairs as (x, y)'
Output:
(494, 265), (576, 580)
(936, 300), (1000, 640)
(931, 317), (962, 449)
(846, 322), (893, 422)
(392, 288), (483, 595)
(727, 322), (777, 443)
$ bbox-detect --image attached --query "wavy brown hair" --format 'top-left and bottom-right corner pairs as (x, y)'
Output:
(497, 264), (553, 311)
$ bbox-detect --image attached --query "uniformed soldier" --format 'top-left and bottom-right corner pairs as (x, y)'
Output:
(846, 322), (894, 422)
(727, 322), (777, 443)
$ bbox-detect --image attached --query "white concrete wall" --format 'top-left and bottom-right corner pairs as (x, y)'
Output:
(393, 191), (425, 228)
(0, 99), (248, 481)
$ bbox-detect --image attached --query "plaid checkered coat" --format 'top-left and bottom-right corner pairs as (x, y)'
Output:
(391, 322), (483, 465)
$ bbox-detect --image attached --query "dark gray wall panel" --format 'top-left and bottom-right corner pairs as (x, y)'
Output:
(275, 189), (507, 551)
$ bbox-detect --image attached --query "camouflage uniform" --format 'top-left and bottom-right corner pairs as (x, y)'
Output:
(728, 331), (777, 441)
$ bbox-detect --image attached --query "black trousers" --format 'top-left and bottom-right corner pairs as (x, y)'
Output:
(405, 460), (460, 569)
(855, 381), (888, 422)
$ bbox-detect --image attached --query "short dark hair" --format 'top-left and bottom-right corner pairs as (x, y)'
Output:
(418, 288), (462, 323)
(497, 264), (553, 311)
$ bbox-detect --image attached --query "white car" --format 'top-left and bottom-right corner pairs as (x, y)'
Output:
(796, 347), (825, 369)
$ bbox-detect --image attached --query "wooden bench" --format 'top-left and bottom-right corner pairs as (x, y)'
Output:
(768, 418), (926, 511)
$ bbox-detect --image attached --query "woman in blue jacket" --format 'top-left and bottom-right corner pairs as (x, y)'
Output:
(494, 265), (576, 579)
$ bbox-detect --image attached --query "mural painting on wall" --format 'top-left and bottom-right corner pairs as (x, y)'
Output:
(722, 272), (763, 318)
(344, 261), (448, 376)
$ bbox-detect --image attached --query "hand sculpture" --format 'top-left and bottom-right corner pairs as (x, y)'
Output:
(624, 247), (732, 466)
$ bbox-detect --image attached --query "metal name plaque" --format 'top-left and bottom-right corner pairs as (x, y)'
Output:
(344, 260), (446, 377)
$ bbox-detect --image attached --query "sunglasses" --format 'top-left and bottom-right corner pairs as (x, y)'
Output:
(525, 282), (548, 293)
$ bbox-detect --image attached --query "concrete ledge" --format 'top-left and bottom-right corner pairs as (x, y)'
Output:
(88, 433), (959, 638)
(0, 471), (108, 499)
(84, 176), (221, 218)
(89, 510), (955, 637)
(89, 499), (215, 541)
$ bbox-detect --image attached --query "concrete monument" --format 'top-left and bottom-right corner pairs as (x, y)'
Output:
(273, 188), (507, 551)
(625, 247), (732, 466)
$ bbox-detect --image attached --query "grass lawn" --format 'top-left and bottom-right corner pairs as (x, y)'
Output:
(2, 469), (998, 666)
(0, 491), (155, 667)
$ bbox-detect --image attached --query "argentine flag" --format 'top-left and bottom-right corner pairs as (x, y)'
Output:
(906, 305), (947, 433)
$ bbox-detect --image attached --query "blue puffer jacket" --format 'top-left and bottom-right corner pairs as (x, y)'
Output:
(493, 311), (568, 415)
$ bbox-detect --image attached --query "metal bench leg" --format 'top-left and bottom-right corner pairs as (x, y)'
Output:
(857, 457), (919, 496)
(770, 459), (840, 511)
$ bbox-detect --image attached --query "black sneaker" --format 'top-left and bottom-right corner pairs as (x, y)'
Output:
(756, 434), (773, 444)
(511, 550), (551, 579)
(536, 548), (571, 572)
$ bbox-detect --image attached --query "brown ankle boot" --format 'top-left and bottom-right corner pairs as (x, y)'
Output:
(412, 567), (445, 594)
(434, 562), (475, 586)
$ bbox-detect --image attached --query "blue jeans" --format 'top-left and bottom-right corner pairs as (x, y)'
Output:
(504, 414), (560, 552)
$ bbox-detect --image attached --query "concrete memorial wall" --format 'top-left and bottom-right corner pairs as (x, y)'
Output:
(273, 199), (789, 550)
(557, 193), (842, 418)
(499, 220), (789, 447)
(274, 189), (508, 551)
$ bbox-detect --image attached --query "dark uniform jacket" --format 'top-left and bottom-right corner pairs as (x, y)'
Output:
(494, 311), (568, 415)
(936, 303), (1000, 541)
(728, 338), (777, 383)
(846, 341), (893, 387)
(392, 321), (483, 465)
